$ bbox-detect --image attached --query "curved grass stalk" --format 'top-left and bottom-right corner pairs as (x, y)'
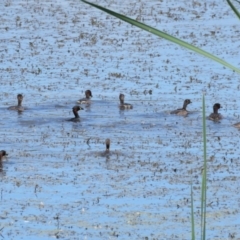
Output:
(81, 0), (240, 74)
(227, 0), (240, 19)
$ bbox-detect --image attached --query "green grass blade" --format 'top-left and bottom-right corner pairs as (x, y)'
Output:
(191, 183), (195, 240)
(201, 95), (207, 240)
(81, 0), (240, 74)
(201, 170), (207, 240)
(226, 0), (240, 19)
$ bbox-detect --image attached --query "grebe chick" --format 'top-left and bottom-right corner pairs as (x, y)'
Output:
(105, 138), (110, 152)
(8, 94), (24, 111)
(119, 93), (133, 109)
(0, 150), (8, 161)
(233, 122), (240, 128)
(77, 90), (92, 104)
(170, 99), (192, 116)
(208, 103), (222, 121)
(100, 138), (111, 158)
(68, 106), (84, 122)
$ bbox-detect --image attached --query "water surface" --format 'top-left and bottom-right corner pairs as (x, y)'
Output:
(1, 0), (240, 239)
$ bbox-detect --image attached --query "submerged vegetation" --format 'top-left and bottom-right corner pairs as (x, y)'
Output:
(81, 0), (240, 74)
(1, 0), (239, 238)
(80, 1), (240, 239)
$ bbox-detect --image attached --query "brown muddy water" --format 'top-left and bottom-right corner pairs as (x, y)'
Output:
(1, 0), (240, 239)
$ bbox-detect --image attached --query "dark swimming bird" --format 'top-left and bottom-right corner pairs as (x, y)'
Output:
(8, 94), (24, 111)
(208, 103), (222, 121)
(0, 150), (8, 161)
(105, 138), (110, 152)
(68, 106), (84, 122)
(233, 122), (240, 128)
(100, 138), (111, 158)
(119, 93), (133, 109)
(170, 99), (192, 116)
(77, 90), (92, 104)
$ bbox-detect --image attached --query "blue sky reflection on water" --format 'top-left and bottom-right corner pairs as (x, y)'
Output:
(0, 0), (240, 239)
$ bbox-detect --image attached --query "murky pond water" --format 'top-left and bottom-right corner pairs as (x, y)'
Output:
(1, 0), (240, 239)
